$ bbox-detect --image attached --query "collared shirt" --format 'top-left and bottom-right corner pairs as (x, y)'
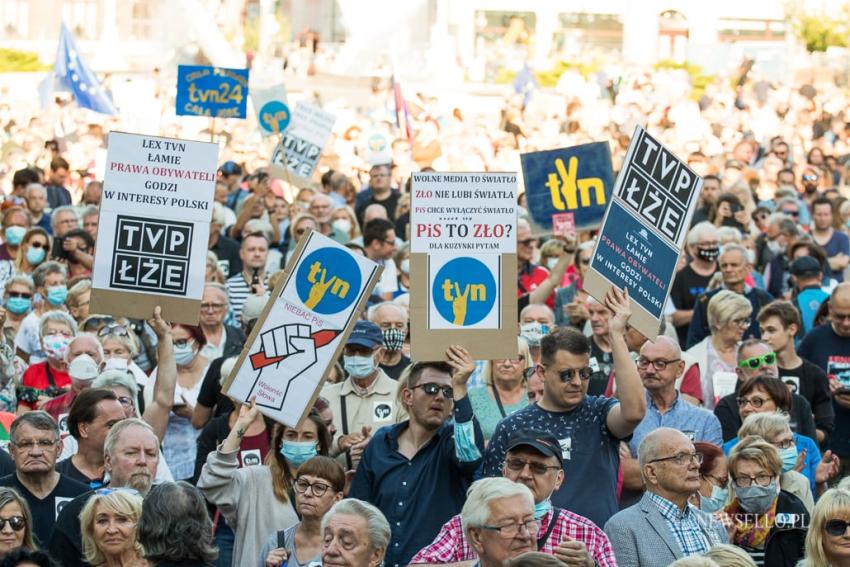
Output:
(628, 391), (723, 455)
(410, 506), (618, 567)
(349, 396), (484, 567)
(647, 492), (712, 556)
(321, 369), (401, 448)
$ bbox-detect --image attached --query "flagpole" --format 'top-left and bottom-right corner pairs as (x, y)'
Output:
(210, 116), (216, 143)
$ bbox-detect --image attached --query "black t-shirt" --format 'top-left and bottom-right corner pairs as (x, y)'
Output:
(197, 357), (236, 419)
(210, 234), (243, 279)
(0, 449), (13, 477)
(55, 457), (104, 489)
(0, 473), (88, 547)
(355, 190), (401, 228)
(587, 338), (613, 397)
(779, 359), (835, 440)
(47, 489), (95, 567)
(670, 263), (714, 347)
(380, 354), (411, 381)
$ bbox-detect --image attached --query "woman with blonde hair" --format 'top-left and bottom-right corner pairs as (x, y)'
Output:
(468, 337), (531, 440)
(703, 543), (756, 567)
(798, 487), (850, 567)
(0, 488), (34, 557)
(330, 206), (361, 242)
(80, 488), (147, 567)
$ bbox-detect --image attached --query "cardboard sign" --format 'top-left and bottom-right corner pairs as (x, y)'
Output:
(176, 65), (249, 119)
(552, 212), (576, 239)
(251, 83), (290, 136)
(520, 142), (615, 231)
(410, 172), (518, 360)
(584, 126), (703, 339)
(223, 230), (382, 427)
(90, 132), (217, 323)
(269, 102), (336, 184)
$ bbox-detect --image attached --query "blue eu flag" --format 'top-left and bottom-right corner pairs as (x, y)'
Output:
(51, 23), (117, 115)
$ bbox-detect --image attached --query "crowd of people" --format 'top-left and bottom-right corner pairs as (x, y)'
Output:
(3, 51), (850, 567)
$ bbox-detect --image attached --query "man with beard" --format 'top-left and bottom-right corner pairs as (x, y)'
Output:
(48, 418), (160, 567)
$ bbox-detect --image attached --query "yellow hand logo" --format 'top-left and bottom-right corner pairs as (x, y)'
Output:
(304, 271), (336, 310)
(451, 283), (469, 326)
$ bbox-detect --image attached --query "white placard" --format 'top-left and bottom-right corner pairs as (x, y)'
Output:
(270, 102), (336, 183)
(427, 253), (502, 330)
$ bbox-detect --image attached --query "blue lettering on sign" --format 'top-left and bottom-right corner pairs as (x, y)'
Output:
(176, 65), (249, 119)
(593, 202), (678, 319)
(296, 247), (361, 314)
(259, 101), (291, 134)
(432, 258), (496, 326)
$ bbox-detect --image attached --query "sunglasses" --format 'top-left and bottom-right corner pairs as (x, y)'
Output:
(518, 238), (536, 247)
(412, 382), (454, 398)
(825, 519), (850, 537)
(781, 209), (800, 217)
(98, 324), (130, 337)
(0, 516), (25, 531)
(540, 364), (593, 382)
(28, 241), (48, 249)
(83, 316), (116, 333)
(6, 292), (31, 299)
(503, 458), (561, 475)
(738, 352), (776, 370)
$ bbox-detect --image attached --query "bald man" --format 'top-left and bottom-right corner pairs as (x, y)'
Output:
(800, 282), (850, 474)
(368, 302), (410, 380)
(605, 428), (727, 567)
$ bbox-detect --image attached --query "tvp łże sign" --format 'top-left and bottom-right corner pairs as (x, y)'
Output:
(224, 231), (382, 427)
(584, 126), (703, 339)
(176, 65), (249, 119)
(90, 132), (217, 324)
(270, 102), (336, 183)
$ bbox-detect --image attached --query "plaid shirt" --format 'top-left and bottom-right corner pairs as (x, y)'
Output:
(647, 492), (712, 556)
(410, 507), (618, 567)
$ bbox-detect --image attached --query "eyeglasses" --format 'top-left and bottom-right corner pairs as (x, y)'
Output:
(294, 478), (333, 497)
(480, 519), (540, 538)
(503, 458), (561, 475)
(98, 324), (129, 337)
(412, 382), (454, 399)
(733, 473), (774, 488)
(825, 519), (850, 537)
(772, 439), (794, 450)
(0, 516), (26, 532)
(802, 174), (819, 182)
(736, 396), (770, 409)
(648, 452), (703, 466)
(730, 317), (750, 328)
(738, 352), (776, 370)
(540, 364), (593, 383)
(6, 292), (32, 299)
(200, 303), (226, 312)
(11, 439), (57, 451)
(579, 258), (591, 265)
(518, 238), (536, 247)
(636, 357), (680, 371)
(117, 396), (134, 408)
(781, 209), (800, 217)
(173, 338), (195, 348)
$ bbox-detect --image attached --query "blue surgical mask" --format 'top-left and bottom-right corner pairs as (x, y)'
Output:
(173, 343), (196, 366)
(26, 246), (45, 266)
(46, 285), (67, 306)
(533, 499), (552, 520)
(344, 355), (375, 379)
(5, 296), (31, 315)
(280, 440), (318, 467)
(780, 445), (798, 473)
(4, 226), (25, 246)
(734, 481), (778, 513)
(700, 484), (729, 513)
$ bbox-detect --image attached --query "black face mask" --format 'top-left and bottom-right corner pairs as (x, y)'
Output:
(721, 217), (746, 232)
(696, 247), (720, 263)
(804, 184), (818, 194)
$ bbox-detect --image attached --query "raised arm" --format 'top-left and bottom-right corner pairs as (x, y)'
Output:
(142, 307), (175, 440)
(603, 288), (646, 439)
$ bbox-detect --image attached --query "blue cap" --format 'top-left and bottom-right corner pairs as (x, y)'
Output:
(218, 161), (242, 176)
(346, 320), (383, 348)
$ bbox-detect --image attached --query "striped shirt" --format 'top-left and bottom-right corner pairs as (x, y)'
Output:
(647, 492), (713, 556)
(225, 272), (268, 325)
(410, 506), (617, 567)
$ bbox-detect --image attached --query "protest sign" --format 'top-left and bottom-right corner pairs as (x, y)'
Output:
(410, 172), (518, 360)
(584, 126), (703, 339)
(223, 230), (382, 426)
(520, 142), (615, 232)
(269, 102), (336, 184)
(552, 212), (576, 239)
(251, 83), (290, 136)
(90, 132), (217, 323)
(176, 65), (249, 119)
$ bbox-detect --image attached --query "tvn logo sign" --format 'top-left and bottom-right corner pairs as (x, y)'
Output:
(545, 156), (606, 211)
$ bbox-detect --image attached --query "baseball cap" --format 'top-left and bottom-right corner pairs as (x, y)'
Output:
(506, 430), (564, 468)
(242, 294), (268, 323)
(346, 321), (383, 349)
(219, 161), (242, 176)
(790, 255), (822, 277)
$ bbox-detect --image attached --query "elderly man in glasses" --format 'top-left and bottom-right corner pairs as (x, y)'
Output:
(412, 431), (616, 567)
(604, 428), (728, 567)
(620, 337), (722, 504)
(482, 287), (646, 529)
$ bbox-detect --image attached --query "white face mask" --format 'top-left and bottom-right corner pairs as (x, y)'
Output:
(546, 257), (559, 270)
(104, 357), (129, 371)
(332, 219), (353, 234)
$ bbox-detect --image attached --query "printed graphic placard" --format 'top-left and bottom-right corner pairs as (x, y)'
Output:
(269, 102), (336, 184)
(410, 172), (518, 361)
(90, 131), (217, 324)
(176, 65), (249, 119)
(552, 212), (576, 239)
(584, 126), (703, 339)
(251, 83), (290, 136)
(520, 142), (615, 231)
(223, 231), (382, 427)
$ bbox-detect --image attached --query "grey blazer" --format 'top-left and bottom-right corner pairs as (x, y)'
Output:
(603, 493), (728, 567)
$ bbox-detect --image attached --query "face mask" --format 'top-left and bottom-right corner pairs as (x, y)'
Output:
(280, 440), (318, 467)
(344, 355), (376, 378)
(173, 343), (196, 366)
(533, 499), (552, 520)
(26, 246), (45, 266)
(104, 357), (129, 371)
(520, 322), (549, 347)
(43, 335), (70, 360)
(546, 257), (559, 270)
(400, 259), (410, 275)
(5, 296), (31, 315)
(332, 219), (352, 234)
(69, 354), (100, 382)
(780, 445), (798, 472)
(734, 481), (777, 513)
(700, 484), (729, 513)
(46, 285), (68, 306)
(4, 226), (25, 246)
(696, 247), (720, 263)
(804, 184), (818, 194)
(382, 328), (405, 352)
(745, 249), (755, 264)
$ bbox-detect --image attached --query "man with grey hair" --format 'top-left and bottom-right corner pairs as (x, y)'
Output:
(139, 481), (218, 565)
(25, 182), (51, 233)
(322, 498), (391, 567)
(309, 193), (347, 244)
(49, 418), (162, 567)
(50, 205), (78, 239)
(0, 411), (88, 546)
(369, 301), (410, 380)
(81, 204), (99, 240)
(760, 214), (799, 297)
(670, 222), (718, 346)
(199, 282), (245, 361)
(686, 244), (773, 348)
(604, 428), (727, 567)
(461, 478), (538, 567)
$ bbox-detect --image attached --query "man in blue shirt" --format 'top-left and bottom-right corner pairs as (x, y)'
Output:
(481, 287), (646, 528)
(349, 347), (484, 567)
(811, 197), (850, 283)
